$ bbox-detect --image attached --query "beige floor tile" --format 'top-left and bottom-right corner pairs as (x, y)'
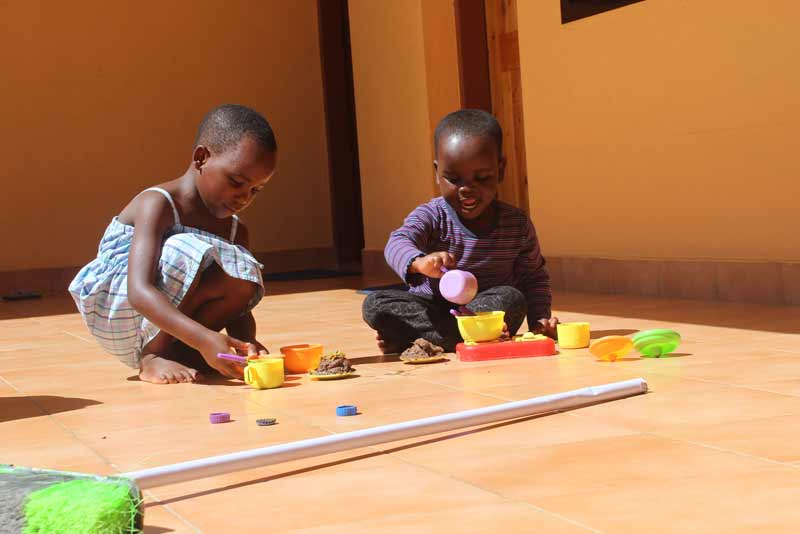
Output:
(1, 414), (113, 473)
(146, 453), (510, 533)
(533, 465), (800, 534)
(391, 432), (775, 501)
(646, 353), (800, 387)
(3, 283), (800, 532)
(571, 379), (800, 432)
(141, 500), (200, 534)
(657, 414), (800, 463)
(282, 502), (596, 534)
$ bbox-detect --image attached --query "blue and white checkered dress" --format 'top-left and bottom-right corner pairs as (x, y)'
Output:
(68, 187), (264, 368)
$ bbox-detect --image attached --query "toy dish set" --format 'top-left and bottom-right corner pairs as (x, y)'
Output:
(438, 267), (557, 362)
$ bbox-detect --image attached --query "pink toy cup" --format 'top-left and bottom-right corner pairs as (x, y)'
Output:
(439, 267), (478, 305)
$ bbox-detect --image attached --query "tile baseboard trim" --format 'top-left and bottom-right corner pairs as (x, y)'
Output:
(547, 256), (799, 306)
(363, 251), (799, 306)
(362, 249), (399, 282)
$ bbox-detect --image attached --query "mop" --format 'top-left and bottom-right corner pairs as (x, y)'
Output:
(1, 378), (647, 533)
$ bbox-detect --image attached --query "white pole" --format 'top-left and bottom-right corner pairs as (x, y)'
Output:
(126, 378), (647, 489)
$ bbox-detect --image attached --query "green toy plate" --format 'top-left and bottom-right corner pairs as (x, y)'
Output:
(631, 329), (681, 358)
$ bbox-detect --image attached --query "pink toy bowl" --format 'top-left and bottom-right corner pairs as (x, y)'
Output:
(279, 344), (324, 374)
(439, 268), (478, 305)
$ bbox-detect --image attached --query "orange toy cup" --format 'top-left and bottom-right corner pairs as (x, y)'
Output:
(279, 344), (324, 374)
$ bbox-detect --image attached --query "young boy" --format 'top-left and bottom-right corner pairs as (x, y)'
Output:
(362, 109), (558, 353)
(69, 104), (276, 383)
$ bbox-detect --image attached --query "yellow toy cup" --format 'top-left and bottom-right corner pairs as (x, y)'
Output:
(456, 311), (505, 343)
(244, 358), (284, 389)
(279, 344), (324, 374)
(557, 322), (591, 349)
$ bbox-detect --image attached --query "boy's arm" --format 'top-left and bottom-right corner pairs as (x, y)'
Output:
(384, 205), (435, 286)
(126, 194), (246, 376)
(514, 218), (553, 329)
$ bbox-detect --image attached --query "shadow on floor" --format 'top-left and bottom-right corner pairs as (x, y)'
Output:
(0, 395), (102, 422)
(0, 275), (398, 320)
(349, 354), (402, 365)
(146, 394), (641, 508)
(591, 329), (639, 338)
(555, 291), (800, 335)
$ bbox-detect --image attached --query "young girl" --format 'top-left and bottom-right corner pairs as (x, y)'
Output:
(363, 109), (558, 353)
(69, 104), (276, 384)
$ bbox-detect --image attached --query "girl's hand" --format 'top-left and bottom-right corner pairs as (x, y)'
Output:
(201, 332), (252, 379)
(247, 340), (270, 357)
(532, 317), (560, 339)
(410, 252), (456, 279)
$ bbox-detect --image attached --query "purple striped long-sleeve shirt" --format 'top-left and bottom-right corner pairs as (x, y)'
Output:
(385, 196), (552, 323)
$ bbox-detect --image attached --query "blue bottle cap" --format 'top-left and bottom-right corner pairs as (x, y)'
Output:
(336, 405), (358, 416)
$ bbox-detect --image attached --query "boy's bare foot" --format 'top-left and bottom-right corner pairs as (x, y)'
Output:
(376, 333), (403, 355)
(139, 354), (202, 384)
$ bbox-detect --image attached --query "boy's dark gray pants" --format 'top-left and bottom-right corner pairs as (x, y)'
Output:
(362, 286), (526, 352)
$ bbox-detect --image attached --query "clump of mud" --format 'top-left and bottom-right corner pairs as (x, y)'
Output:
(310, 350), (355, 375)
(400, 338), (445, 360)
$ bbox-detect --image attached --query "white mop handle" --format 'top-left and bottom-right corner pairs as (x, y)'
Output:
(126, 378), (647, 489)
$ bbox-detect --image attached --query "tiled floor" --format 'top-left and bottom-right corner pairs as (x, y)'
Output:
(2, 278), (800, 533)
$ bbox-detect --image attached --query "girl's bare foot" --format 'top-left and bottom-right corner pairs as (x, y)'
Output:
(139, 354), (202, 384)
(376, 333), (403, 355)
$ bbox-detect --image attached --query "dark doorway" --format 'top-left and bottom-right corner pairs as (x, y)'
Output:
(454, 0), (492, 112)
(317, 0), (364, 271)
(561, 0), (645, 24)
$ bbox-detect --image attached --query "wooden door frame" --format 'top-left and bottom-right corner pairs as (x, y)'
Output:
(454, 0), (530, 214)
(317, 0), (364, 270)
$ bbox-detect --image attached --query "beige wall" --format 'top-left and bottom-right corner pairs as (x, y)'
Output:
(349, 0), (460, 253)
(517, 1), (800, 262)
(0, 1), (332, 272)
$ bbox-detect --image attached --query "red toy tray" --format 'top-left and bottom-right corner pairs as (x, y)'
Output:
(456, 338), (556, 361)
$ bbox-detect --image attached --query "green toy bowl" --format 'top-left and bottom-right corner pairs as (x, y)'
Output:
(631, 329), (681, 358)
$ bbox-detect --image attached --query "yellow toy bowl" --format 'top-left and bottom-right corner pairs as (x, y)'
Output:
(280, 344), (323, 374)
(456, 311), (505, 343)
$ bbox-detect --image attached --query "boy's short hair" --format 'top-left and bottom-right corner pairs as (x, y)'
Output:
(195, 104), (277, 154)
(434, 109), (502, 157)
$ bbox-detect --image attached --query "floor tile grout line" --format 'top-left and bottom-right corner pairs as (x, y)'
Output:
(383, 449), (606, 534)
(142, 489), (203, 533)
(636, 370), (800, 398)
(645, 426), (800, 469)
(564, 408), (800, 469)
(61, 329), (96, 344)
(2, 370), (205, 532)
(1, 374), (134, 479)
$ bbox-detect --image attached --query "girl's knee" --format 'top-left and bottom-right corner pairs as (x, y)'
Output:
(227, 277), (258, 304)
(201, 264), (257, 301)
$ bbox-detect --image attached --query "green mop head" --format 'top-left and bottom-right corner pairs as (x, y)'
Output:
(0, 465), (143, 534)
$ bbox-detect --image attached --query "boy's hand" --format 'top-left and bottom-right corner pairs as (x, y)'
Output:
(532, 317), (560, 339)
(201, 332), (250, 379)
(410, 252), (456, 279)
(499, 322), (511, 341)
